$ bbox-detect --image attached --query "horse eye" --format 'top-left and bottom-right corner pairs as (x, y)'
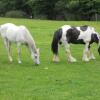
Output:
(35, 55), (37, 59)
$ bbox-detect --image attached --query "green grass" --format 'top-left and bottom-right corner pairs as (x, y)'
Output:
(0, 18), (100, 100)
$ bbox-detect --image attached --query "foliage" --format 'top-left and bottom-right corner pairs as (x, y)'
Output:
(5, 10), (27, 18)
(0, 0), (100, 20)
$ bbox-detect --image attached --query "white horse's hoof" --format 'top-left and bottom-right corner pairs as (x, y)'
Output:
(10, 59), (13, 62)
(18, 61), (22, 64)
(9, 57), (13, 62)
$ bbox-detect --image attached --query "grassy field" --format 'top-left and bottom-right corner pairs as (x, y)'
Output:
(0, 18), (100, 100)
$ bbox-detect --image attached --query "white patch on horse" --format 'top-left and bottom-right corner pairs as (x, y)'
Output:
(61, 25), (71, 41)
(77, 26), (92, 42)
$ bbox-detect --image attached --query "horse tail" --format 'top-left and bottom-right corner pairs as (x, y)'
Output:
(51, 28), (62, 55)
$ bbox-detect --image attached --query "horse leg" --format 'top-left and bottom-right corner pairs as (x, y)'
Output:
(64, 41), (76, 62)
(4, 38), (13, 62)
(17, 43), (22, 64)
(8, 41), (13, 62)
(82, 42), (90, 62)
(88, 47), (95, 60)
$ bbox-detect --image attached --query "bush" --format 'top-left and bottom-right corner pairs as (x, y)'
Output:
(5, 10), (27, 18)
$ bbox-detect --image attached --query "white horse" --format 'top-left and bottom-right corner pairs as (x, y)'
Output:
(0, 23), (40, 65)
(51, 25), (100, 62)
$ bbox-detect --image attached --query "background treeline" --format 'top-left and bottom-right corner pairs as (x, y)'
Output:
(0, 0), (100, 21)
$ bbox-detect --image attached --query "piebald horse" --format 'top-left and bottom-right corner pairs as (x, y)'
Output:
(0, 23), (40, 65)
(51, 25), (100, 62)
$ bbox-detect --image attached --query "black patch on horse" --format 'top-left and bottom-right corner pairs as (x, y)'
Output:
(90, 33), (99, 44)
(89, 33), (99, 50)
(66, 27), (85, 44)
(90, 34), (100, 55)
(80, 25), (88, 31)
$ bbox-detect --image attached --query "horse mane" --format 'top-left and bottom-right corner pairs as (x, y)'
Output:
(22, 26), (37, 53)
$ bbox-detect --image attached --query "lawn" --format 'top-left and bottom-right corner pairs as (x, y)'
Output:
(0, 18), (100, 100)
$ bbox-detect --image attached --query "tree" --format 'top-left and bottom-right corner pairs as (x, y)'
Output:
(0, 0), (100, 20)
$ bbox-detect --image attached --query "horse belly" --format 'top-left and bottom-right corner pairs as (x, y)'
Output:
(6, 32), (17, 42)
(16, 34), (26, 43)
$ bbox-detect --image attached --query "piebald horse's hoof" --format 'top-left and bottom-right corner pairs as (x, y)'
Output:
(89, 57), (96, 60)
(53, 60), (60, 63)
(82, 58), (89, 62)
(53, 59), (60, 63)
(68, 57), (77, 63)
(53, 57), (60, 63)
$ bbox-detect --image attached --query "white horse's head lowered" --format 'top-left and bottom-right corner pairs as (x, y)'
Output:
(31, 48), (40, 65)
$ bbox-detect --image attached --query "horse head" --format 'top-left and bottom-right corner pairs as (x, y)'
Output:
(31, 48), (40, 65)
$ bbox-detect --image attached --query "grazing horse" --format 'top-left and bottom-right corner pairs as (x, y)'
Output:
(51, 25), (100, 62)
(0, 23), (40, 65)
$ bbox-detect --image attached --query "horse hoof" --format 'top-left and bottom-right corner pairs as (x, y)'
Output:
(9, 58), (13, 62)
(10, 60), (13, 63)
(69, 60), (77, 63)
(89, 57), (96, 60)
(18, 61), (22, 64)
(82, 58), (89, 62)
(53, 59), (60, 63)
(53, 60), (60, 63)
(68, 57), (77, 63)
(53, 58), (60, 63)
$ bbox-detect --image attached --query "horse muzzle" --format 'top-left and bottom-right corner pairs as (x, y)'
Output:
(35, 61), (40, 65)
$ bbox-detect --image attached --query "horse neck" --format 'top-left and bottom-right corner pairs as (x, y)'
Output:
(28, 38), (37, 54)
(25, 29), (37, 54)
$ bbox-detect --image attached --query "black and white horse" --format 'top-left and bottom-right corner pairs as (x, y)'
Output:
(51, 25), (100, 62)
